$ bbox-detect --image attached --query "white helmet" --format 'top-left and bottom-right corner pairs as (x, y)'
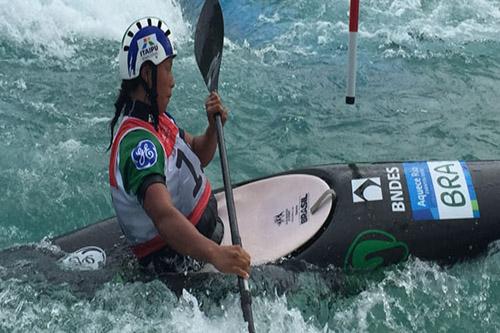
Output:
(118, 17), (177, 80)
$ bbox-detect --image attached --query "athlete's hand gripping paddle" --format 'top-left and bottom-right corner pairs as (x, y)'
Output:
(194, 1), (256, 332)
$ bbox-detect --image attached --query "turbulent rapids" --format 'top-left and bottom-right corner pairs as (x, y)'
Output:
(1, 0), (500, 331)
(1, 160), (499, 296)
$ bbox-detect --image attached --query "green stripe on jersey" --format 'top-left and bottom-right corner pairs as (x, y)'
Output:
(119, 129), (165, 195)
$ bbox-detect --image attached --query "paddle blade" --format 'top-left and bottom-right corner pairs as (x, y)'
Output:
(195, 0), (224, 92)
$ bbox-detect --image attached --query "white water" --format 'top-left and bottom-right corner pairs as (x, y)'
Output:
(1, 0), (500, 331)
(0, 0), (191, 59)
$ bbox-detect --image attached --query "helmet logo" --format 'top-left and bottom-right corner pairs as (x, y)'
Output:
(138, 33), (160, 61)
(142, 36), (155, 49)
(122, 19), (176, 79)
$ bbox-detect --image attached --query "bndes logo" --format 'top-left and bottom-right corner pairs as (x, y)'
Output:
(386, 167), (405, 212)
(352, 178), (383, 203)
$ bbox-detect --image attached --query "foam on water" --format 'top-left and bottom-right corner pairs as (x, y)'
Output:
(361, 0), (500, 58)
(367, 0), (500, 38)
(1, 0), (500, 331)
(0, 226), (30, 249)
(221, 0), (500, 62)
(1, 252), (498, 332)
(0, 279), (327, 332)
(0, 0), (191, 59)
(326, 252), (500, 332)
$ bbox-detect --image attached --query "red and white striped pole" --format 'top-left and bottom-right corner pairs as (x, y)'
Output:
(346, 0), (359, 104)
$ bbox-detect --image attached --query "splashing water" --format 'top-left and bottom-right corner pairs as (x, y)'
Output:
(1, 0), (500, 331)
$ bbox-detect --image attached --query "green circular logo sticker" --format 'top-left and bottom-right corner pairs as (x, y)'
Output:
(344, 230), (409, 271)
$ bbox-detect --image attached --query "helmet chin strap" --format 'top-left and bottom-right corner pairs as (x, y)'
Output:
(140, 65), (160, 130)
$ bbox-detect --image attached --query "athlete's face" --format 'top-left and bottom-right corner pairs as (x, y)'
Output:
(156, 58), (175, 112)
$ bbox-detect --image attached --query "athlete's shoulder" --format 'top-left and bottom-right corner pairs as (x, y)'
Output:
(118, 129), (166, 194)
(164, 112), (177, 124)
(119, 129), (165, 170)
(120, 128), (158, 145)
(162, 112), (187, 140)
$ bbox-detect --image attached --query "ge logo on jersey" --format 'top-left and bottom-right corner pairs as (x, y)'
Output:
(132, 139), (158, 170)
(352, 177), (383, 203)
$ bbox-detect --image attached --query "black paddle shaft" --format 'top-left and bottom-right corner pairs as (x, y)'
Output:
(194, 1), (255, 332)
(215, 115), (255, 329)
(215, 116), (241, 246)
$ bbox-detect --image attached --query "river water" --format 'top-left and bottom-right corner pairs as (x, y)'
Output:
(1, 0), (500, 331)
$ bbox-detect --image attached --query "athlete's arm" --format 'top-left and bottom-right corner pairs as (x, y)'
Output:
(142, 182), (250, 278)
(184, 92), (228, 167)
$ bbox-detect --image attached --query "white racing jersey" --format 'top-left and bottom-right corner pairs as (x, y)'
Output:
(109, 112), (211, 258)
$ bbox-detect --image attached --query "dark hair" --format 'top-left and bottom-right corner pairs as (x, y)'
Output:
(109, 62), (160, 150)
(108, 78), (142, 150)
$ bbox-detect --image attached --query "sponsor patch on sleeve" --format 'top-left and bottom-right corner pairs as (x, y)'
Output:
(131, 139), (158, 170)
